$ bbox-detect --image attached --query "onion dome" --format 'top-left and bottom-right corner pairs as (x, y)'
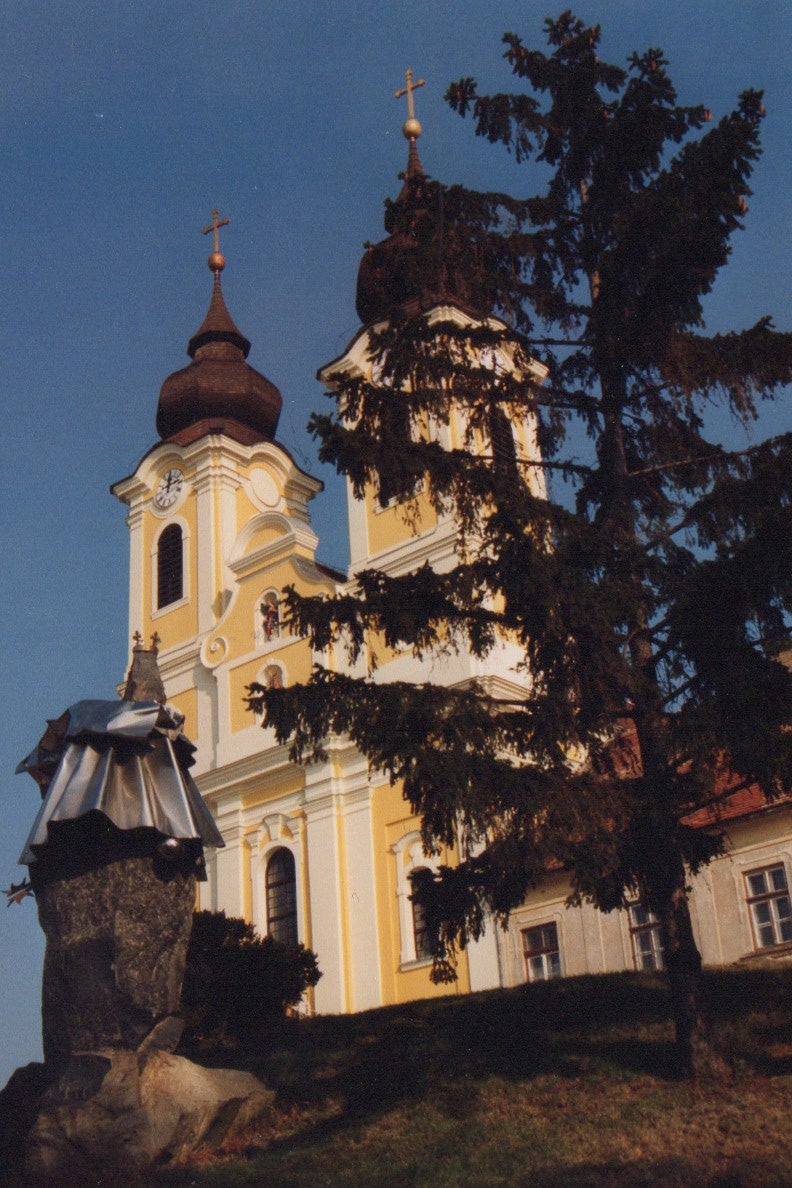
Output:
(355, 71), (487, 325)
(157, 218), (282, 444)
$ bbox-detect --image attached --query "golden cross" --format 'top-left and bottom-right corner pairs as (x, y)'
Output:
(394, 68), (425, 122)
(202, 208), (230, 253)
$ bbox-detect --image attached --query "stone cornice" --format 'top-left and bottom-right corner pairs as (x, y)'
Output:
(157, 638), (202, 679)
(112, 433), (321, 507)
(197, 742), (295, 799)
(348, 516), (459, 580)
(318, 304), (549, 388)
(228, 523), (320, 580)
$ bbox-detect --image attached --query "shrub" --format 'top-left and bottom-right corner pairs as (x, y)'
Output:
(180, 910), (321, 1041)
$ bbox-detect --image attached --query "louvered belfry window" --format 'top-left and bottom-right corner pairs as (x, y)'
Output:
(157, 524), (183, 609)
(488, 406), (518, 476)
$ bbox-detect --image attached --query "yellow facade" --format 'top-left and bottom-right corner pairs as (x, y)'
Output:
(373, 781), (472, 1004)
(112, 254), (552, 1019)
(113, 250), (792, 1022)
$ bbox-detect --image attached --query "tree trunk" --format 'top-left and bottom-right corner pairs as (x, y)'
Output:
(656, 864), (726, 1078)
(592, 342), (726, 1078)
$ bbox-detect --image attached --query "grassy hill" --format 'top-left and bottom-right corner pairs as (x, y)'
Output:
(160, 967), (792, 1187)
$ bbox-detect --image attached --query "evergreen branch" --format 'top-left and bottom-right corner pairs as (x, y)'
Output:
(263, 13), (792, 1075)
(625, 444), (756, 480)
(525, 336), (584, 347)
(676, 774), (772, 819)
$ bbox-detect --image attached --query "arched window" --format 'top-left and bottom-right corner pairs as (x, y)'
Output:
(409, 869), (434, 961)
(266, 848), (298, 946)
(157, 524), (183, 609)
(393, 832), (440, 967)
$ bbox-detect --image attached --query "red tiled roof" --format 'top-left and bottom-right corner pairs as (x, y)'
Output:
(683, 782), (790, 829)
(605, 717), (789, 830)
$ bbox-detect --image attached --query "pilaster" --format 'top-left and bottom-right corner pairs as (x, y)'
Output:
(303, 761), (348, 1013)
(192, 453), (219, 636)
(126, 501), (146, 643)
(211, 817), (246, 918)
(336, 754), (382, 1011)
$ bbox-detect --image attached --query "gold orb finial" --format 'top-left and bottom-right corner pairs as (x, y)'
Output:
(202, 208), (230, 272)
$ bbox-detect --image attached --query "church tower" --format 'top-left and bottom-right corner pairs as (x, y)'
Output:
(111, 80), (546, 1017)
(112, 212), (335, 771)
(111, 214), (367, 1014)
(319, 74), (547, 687)
(321, 73), (546, 585)
(312, 75), (548, 1002)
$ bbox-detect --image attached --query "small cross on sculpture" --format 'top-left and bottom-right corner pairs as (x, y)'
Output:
(132, 631), (160, 652)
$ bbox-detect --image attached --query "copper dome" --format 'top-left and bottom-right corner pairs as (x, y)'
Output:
(156, 270), (282, 443)
(355, 144), (487, 326)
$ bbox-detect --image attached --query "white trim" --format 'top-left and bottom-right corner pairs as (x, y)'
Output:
(520, 916), (564, 983)
(228, 512), (320, 579)
(251, 823), (306, 946)
(727, 841), (792, 958)
(126, 503), (145, 650)
(391, 831), (440, 968)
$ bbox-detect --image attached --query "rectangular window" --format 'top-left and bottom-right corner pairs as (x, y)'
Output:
(745, 864), (792, 949)
(629, 903), (665, 971)
(376, 476), (424, 510)
(522, 922), (561, 982)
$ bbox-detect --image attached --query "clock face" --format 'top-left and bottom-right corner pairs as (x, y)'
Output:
(154, 468), (184, 510)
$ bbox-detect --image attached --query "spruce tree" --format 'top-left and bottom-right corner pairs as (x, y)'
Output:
(248, 12), (792, 1075)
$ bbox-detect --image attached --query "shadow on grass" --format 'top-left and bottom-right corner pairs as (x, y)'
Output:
(180, 974), (675, 1123)
(157, 1124), (783, 1187)
(169, 966), (792, 1176)
(518, 1158), (773, 1187)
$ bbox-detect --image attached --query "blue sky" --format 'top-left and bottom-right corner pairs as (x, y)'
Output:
(1, 1), (790, 1084)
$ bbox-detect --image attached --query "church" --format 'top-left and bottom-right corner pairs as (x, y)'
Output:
(111, 88), (792, 1016)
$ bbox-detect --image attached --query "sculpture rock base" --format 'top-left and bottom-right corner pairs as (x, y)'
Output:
(33, 831), (198, 1064)
(1, 1049), (274, 1185)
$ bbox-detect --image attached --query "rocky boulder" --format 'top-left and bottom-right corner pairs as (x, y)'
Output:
(5, 1047), (273, 1184)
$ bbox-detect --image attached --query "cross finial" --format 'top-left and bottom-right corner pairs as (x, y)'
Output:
(133, 631), (143, 648)
(202, 208), (230, 254)
(395, 68), (425, 140)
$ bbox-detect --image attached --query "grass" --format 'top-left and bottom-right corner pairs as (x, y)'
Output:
(157, 968), (792, 1186)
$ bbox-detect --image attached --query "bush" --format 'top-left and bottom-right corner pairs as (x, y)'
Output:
(180, 910), (321, 1042)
